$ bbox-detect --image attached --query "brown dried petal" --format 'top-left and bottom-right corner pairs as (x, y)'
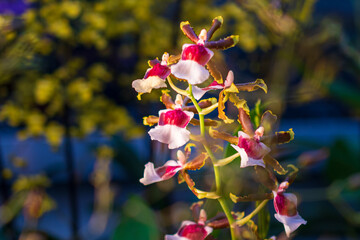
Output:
(206, 59), (223, 84)
(238, 107), (255, 137)
(160, 90), (175, 109)
(143, 116), (159, 126)
(285, 164), (298, 185)
(263, 155), (287, 175)
(260, 110), (277, 134)
(180, 171), (220, 199)
(205, 35), (240, 50)
(236, 79), (268, 93)
(168, 54), (181, 65)
(276, 129), (294, 144)
(183, 99), (214, 114)
(180, 21), (199, 43)
(184, 152), (208, 171)
(218, 90), (234, 124)
(254, 166), (278, 191)
(209, 127), (238, 145)
(207, 16), (223, 41)
(230, 193), (273, 203)
(190, 201), (204, 222)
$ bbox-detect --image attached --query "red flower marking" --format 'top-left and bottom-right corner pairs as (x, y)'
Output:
(178, 224), (208, 240)
(145, 63), (171, 79)
(155, 165), (182, 180)
(182, 45), (212, 66)
(159, 109), (191, 128)
(238, 137), (265, 160)
(274, 193), (298, 217)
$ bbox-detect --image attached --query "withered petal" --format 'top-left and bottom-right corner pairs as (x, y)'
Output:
(207, 16), (223, 41)
(236, 79), (268, 93)
(184, 152), (208, 171)
(143, 115), (159, 126)
(206, 59), (223, 84)
(238, 107), (255, 137)
(263, 155), (287, 175)
(205, 35), (239, 50)
(230, 193), (273, 203)
(180, 21), (199, 43)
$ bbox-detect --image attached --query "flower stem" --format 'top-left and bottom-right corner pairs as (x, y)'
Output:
(188, 84), (237, 240)
(235, 199), (269, 226)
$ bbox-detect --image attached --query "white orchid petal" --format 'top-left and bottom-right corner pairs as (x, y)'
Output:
(171, 60), (209, 85)
(139, 162), (162, 185)
(274, 213), (307, 237)
(132, 76), (167, 93)
(192, 86), (207, 100)
(148, 125), (190, 149)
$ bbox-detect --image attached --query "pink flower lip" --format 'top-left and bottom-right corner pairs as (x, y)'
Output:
(144, 63), (171, 79)
(274, 193), (298, 217)
(182, 44), (212, 66)
(159, 109), (191, 128)
(178, 223), (208, 240)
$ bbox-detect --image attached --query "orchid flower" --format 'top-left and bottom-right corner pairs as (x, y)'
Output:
(231, 126), (271, 168)
(140, 150), (187, 185)
(192, 70), (234, 100)
(165, 209), (213, 240)
(273, 181), (307, 237)
(171, 29), (214, 85)
(148, 95), (194, 149)
(132, 53), (170, 94)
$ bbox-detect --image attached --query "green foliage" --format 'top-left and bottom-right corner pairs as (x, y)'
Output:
(112, 195), (160, 240)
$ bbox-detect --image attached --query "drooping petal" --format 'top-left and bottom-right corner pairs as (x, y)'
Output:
(132, 76), (167, 93)
(192, 81), (224, 100)
(273, 192), (306, 237)
(148, 125), (191, 149)
(139, 160), (182, 185)
(171, 60), (210, 85)
(274, 213), (307, 237)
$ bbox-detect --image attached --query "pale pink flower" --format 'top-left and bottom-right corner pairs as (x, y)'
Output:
(148, 95), (194, 149)
(273, 181), (307, 237)
(231, 126), (270, 168)
(132, 53), (171, 94)
(171, 29), (214, 85)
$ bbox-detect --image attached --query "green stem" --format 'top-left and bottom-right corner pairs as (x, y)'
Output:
(236, 199), (269, 226)
(188, 84), (237, 240)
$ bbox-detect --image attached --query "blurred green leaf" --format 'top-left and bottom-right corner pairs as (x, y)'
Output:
(256, 200), (270, 239)
(326, 139), (360, 181)
(112, 195), (160, 240)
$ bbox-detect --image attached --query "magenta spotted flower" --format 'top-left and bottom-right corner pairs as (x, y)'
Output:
(192, 70), (234, 100)
(165, 210), (213, 240)
(273, 181), (307, 237)
(132, 53), (171, 94)
(148, 95), (194, 149)
(171, 29), (214, 85)
(231, 127), (271, 168)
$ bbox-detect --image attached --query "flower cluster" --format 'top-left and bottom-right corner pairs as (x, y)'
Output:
(133, 17), (306, 239)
